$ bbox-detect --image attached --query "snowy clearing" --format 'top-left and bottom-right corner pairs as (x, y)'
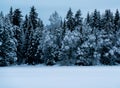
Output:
(0, 66), (120, 88)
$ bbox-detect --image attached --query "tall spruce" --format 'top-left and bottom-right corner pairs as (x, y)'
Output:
(12, 9), (22, 26)
(74, 9), (82, 27)
(86, 12), (90, 25)
(0, 15), (17, 66)
(90, 9), (101, 29)
(114, 9), (120, 32)
(101, 9), (114, 32)
(29, 6), (38, 29)
(8, 7), (13, 24)
(66, 8), (75, 31)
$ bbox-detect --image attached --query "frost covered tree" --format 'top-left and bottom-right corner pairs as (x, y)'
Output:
(0, 7), (120, 66)
(13, 14), (29, 64)
(10, 9), (24, 64)
(76, 25), (97, 66)
(0, 15), (17, 66)
(40, 11), (63, 65)
(24, 18), (44, 65)
(41, 29), (56, 65)
(19, 6), (39, 65)
(59, 29), (81, 65)
(98, 31), (115, 65)
(49, 11), (62, 28)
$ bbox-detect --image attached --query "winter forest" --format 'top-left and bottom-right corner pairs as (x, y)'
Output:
(0, 6), (120, 66)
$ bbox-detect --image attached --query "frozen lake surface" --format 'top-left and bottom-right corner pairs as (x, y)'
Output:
(0, 66), (120, 88)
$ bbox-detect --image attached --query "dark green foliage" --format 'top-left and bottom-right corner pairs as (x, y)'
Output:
(114, 9), (120, 31)
(101, 10), (114, 32)
(12, 9), (22, 26)
(86, 12), (90, 25)
(29, 6), (38, 29)
(8, 7), (13, 24)
(66, 8), (75, 31)
(75, 9), (82, 27)
(90, 9), (101, 29)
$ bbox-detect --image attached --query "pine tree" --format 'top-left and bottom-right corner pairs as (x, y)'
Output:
(29, 6), (38, 29)
(15, 26), (25, 64)
(74, 9), (83, 34)
(114, 9), (120, 32)
(12, 9), (22, 26)
(24, 18), (33, 64)
(37, 18), (44, 28)
(34, 22), (44, 64)
(0, 15), (17, 66)
(101, 9), (114, 32)
(12, 9), (24, 64)
(90, 9), (101, 30)
(66, 8), (75, 31)
(86, 12), (90, 25)
(74, 9), (82, 27)
(24, 16), (44, 65)
(27, 22), (44, 65)
(8, 7), (13, 24)
(23, 15), (29, 32)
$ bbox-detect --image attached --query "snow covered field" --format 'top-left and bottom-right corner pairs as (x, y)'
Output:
(0, 66), (120, 88)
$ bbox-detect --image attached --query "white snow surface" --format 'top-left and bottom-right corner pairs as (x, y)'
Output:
(0, 66), (120, 88)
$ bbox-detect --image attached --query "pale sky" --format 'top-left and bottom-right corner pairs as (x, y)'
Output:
(0, 0), (120, 24)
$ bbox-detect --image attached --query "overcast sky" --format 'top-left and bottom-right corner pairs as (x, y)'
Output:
(0, 0), (120, 24)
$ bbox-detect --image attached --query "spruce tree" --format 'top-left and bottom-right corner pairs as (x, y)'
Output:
(29, 6), (38, 29)
(86, 12), (90, 25)
(91, 9), (101, 29)
(0, 15), (17, 66)
(8, 7), (13, 24)
(114, 9), (120, 32)
(66, 8), (75, 31)
(12, 9), (22, 26)
(74, 9), (82, 27)
(101, 9), (114, 32)
(23, 15), (29, 32)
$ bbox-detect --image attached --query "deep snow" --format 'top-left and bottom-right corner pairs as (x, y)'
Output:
(0, 66), (120, 88)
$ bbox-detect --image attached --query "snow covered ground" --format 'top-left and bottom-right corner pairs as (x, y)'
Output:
(0, 66), (120, 88)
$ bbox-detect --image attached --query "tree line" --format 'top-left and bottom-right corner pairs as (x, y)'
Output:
(0, 6), (120, 66)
